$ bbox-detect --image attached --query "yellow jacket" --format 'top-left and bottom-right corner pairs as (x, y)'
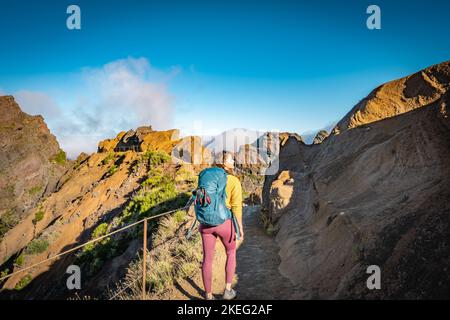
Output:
(225, 174), (243, 221)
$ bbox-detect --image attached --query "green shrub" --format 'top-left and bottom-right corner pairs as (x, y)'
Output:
(25, 239), (49, 255)
(108, 164), (118, 176)
(173, 210), (186, 224)
(77, 223), (129, 276)
(141, 151), (171, 167)
(93, 223), (109, 238)
(53, 150), (67, 165)
(32, 210), (45, 224)
(0, 219), (10, 239)
(28, 185), (42, 196)
(141, 170), (171, 189)
(0, 269), (9, 280)
(0, 210), (19, 239)
(15, 274), (33, 290)
(261, 212), (276, 236)
(121, 172), (178, 225)
(79, 235), (125, 275)
(352, 244), (365, 262)
(82, 223), (109, 253)
(0, 226), (6, 239)
(175, 166), (196, 183)
(14, 253), (24, 266)
(121, 154), (180, 225)
(101, 153), (115, 165)
(174, 165), (198, 192)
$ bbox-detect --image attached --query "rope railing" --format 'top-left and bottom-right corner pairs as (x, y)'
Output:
(0, 203), (192, 299)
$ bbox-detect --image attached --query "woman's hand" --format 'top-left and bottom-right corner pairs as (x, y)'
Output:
(238, 224), (244, 241)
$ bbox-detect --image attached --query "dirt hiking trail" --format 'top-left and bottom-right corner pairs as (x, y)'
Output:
(167, 206), (305, 300)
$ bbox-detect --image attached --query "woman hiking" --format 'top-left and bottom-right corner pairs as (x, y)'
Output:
(196, 152), (244, 300)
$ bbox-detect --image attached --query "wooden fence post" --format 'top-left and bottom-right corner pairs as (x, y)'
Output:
(142, 219), (148, 300)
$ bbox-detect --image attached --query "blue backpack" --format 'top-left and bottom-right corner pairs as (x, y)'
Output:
(194, 167), (231, 225)
(187, 167), (240, 240)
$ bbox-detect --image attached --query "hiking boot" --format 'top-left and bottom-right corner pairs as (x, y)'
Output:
(222, 288), (237, 300)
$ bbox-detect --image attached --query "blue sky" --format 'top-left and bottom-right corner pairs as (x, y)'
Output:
(0, 0), (449, 157)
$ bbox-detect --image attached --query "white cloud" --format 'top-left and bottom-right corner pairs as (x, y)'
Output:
(11, 57), (178, 159)
(77, 57), (176, 133)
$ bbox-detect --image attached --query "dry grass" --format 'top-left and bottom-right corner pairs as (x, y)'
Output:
(107, 210), (202, 300)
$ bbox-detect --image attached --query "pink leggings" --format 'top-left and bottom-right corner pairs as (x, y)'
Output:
(199, 218), (236, 293)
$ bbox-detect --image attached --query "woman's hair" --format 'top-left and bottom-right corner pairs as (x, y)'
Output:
(213, 151), (235, 171)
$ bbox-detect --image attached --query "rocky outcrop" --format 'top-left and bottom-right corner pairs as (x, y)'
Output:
(235, 132), (303, 176)
(0, 96), (67, 240)
(268, 170), (297, 223)
(312, 130), (329, 144)
(98, 126), (181, 153)
(97, 127), (214, 166)
(263, 60), (450, 299)
(261, 133), (308, 211)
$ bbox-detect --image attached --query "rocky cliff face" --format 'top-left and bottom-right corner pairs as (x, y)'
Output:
(0, 96), (67, 241)
(312, 130), (329, 144)
(263, 60), (450, 299)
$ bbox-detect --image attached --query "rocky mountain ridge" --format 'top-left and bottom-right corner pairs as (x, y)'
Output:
(263, 60), (450, 298)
